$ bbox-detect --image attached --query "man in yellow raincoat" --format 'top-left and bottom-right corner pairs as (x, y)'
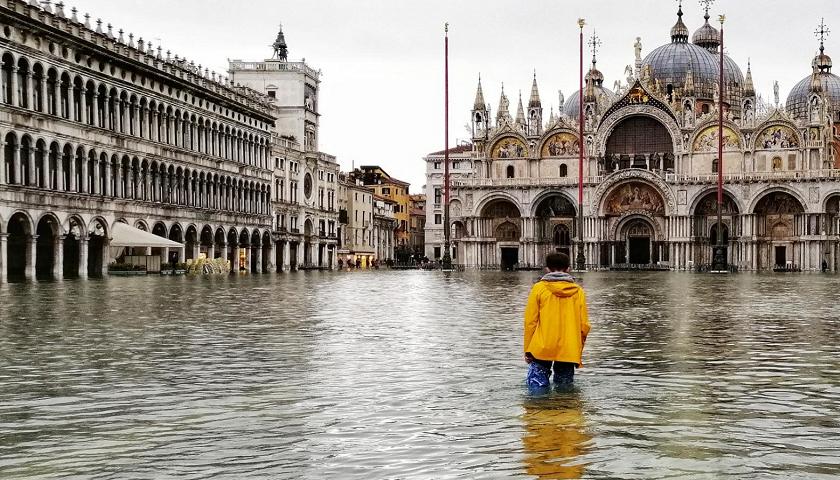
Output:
(524, 253), (591, 385)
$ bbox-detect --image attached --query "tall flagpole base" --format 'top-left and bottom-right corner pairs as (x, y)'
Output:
(711, 245), (729, 273)
(441, 243), (453, 271)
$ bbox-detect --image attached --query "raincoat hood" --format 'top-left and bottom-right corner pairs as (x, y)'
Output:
(539, 272), (580, 298)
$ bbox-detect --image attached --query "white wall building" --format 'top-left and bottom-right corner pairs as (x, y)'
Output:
(229, 26), (339, 270)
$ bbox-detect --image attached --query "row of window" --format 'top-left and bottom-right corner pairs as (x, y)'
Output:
(1, 132), (272, 216)
(432, 160), (467, 170)
(0, 52), (272, 169)
(274, 214), (337, 238)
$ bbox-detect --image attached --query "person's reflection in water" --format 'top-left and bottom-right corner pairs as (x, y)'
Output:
(521, 390), (593, 479)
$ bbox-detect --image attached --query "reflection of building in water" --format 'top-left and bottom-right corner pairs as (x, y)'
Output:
(425, 5), (840, 271)
(522, 395), (592, 479)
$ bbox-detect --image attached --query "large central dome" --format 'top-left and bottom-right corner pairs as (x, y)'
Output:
(641, 5), (744, 114)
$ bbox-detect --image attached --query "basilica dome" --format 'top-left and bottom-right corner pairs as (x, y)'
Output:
(563, 67), (617, 117)
(641, 5), (744, 114)
(786, 50), (840, 121)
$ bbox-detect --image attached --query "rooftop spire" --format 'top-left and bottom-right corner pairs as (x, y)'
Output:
(516, 91), (526, 125)
(589, 30), (601, 68)
(497, 83), (510, 121)
(528, 71), (541, 108)
(272, 23), (288, 61)
(744, 59), (755, 97)
(473, 75), (486, 110)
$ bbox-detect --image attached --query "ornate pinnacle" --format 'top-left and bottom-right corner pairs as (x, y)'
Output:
(588, 30), (602, 65)
(699, 0), (714, 19)
(816, 18), (830, 53)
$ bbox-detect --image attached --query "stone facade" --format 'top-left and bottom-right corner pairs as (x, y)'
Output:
(0, 0), (277, 282)
(426, 7), (840, 272)
(230, 32), (339, 271)
(337, 172), (375, 267)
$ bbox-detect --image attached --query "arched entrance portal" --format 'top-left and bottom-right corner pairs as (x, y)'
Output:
(480, 198), (522, 270)
(603, 181), (667, 267)
(692, 191), (740, 267)
(534, 194), (576, 261)
(753, 191), (805, 270)
(603, 116), (674, 173)
(620, 218), (656, 265)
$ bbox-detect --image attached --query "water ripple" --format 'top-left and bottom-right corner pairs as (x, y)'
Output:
(0, 271), (839, 478)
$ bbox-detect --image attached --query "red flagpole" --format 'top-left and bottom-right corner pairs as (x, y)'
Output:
(577, 19), (586, 270)
(717, 16), (724, 247)
(442, 23), (452, 269)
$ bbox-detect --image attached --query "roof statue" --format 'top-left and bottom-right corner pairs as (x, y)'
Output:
(272, 23), (288, 61)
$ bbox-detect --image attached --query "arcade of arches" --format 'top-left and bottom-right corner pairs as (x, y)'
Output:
(0, 210), (339, 282)
(454, 182), (840, 271)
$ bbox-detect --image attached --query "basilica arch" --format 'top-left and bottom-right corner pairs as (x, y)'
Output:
(599, 179), (668, 266)
(532, 192), (577, 259)
(752, 189), (806, 270)
(470, 197), (523, 270)
(595, 87), (682, 160)
(690, 189), (742, 266)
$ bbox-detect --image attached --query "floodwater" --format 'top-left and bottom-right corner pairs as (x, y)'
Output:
(1, 271), (839, 479)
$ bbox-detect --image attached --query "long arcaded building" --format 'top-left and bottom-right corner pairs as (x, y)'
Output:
(0, 1), (341, 282)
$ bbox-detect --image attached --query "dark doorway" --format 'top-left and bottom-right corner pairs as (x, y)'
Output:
(7, 214), (29, 280)
(775, 246), (786, 267)
(501, 247), (518, 271)
(35, 218), (57, 279)
(628, 237), (651, 264)
(88, 235), (105, 277)
(289, 243), (299, 270)
(63, 235), (80, 278)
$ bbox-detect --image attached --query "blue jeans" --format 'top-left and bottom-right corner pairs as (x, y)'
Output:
(533, 359), (575, 385)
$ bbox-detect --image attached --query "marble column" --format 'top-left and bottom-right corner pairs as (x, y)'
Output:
(253, 246), (262, 273)
(78, 237), (88, 279)
(25, 235), (36, 280)
(53, 235), (64, 280)
(243, 247), (251, 273)
(0, 233), (7, 284)
(265, 242), (275, 273)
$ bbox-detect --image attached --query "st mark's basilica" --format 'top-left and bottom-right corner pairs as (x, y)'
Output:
(424, 2), (840, 271)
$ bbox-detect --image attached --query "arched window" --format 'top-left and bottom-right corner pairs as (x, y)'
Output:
(506, 165), (515, 178)
(559, 164), (568, 177)
(712, 158), (719, 173)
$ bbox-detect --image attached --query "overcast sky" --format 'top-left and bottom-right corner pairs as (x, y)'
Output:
(69, 0), (834, 192)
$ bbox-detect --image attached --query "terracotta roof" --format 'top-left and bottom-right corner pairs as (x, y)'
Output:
(428, 144), (473, 155)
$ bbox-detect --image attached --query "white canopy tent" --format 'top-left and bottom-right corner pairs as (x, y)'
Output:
(110, 222), (184, 249)
(109, 222), (185, 273)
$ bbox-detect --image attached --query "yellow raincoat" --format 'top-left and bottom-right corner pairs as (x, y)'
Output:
(524, 275), (590, 366)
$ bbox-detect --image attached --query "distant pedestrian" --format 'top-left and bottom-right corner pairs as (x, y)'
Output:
(524, 253), (590, 387)
(822, 259), (828, 273)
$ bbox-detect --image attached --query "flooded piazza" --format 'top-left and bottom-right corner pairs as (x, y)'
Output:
(1, 271), (839, 479)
